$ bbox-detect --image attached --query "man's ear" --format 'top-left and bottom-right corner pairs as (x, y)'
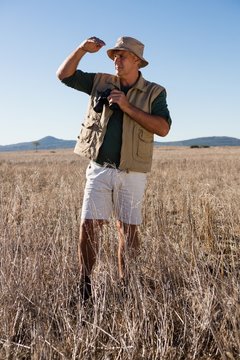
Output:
(133, 55), (141, 68)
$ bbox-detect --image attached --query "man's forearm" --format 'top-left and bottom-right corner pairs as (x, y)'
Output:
(56, 37), (105, 81)
(108, 89), (170, 137)
(124, 103), (170, 137)
(56, 47), (87, 80)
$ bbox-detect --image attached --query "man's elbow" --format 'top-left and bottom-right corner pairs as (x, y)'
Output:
(160, 128), (170, 137)
(156, 120), (170, 137)
(56, 69), (64, 81)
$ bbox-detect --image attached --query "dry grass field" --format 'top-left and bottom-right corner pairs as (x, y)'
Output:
(0, 147), (239, 360)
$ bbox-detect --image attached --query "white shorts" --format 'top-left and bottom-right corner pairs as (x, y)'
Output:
(81, 161), (147, 225)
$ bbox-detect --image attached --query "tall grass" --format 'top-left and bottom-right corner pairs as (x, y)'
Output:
(0, 147), (239, 359)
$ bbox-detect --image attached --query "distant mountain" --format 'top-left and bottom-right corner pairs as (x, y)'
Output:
(0, 136), (240, 152)
(155, 136), (240, 147)
(0, 136), (76, 152)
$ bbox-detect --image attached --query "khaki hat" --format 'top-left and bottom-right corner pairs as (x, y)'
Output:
(107, 36), (149, 68)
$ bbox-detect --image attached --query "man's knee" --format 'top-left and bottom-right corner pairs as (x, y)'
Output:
(80, 219), (107, 242)
(78, 219), (106, 275)
(117, 221), (139, 246)
(80, 219), (94, 239)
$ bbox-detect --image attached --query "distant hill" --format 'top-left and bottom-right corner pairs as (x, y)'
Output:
(155, 136), (240, 147)
(0, 136), (240, 152)
(0, 136), (76, 152)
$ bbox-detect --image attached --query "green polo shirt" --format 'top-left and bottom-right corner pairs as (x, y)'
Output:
(62, 70), (171, 167)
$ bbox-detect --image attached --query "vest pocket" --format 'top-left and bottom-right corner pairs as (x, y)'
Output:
(79, 117), (101, 142)
(75, 119), (100, 157)
(133, 127), (153, 162)
(75, 126), (91, 154)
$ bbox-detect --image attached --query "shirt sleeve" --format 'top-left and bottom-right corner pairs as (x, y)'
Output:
(151, 90), (172, 127)
(61, 70), (96, 95)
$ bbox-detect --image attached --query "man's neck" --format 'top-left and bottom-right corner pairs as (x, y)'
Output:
(119, 71), (140, 87)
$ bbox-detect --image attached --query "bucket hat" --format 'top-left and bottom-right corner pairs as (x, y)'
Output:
(107, 36), (148, 68)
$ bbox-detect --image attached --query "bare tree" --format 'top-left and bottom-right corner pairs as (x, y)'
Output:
(32, 141), (40, 152)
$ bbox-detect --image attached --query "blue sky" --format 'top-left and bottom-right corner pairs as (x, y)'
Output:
(0, 0), (239, 145)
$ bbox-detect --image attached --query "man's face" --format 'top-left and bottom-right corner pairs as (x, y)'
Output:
(113, 50), (140, 77)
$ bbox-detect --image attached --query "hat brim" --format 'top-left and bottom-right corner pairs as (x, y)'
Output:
(107, 47), (148, 68)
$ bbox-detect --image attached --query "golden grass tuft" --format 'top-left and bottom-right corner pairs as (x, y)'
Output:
(0, 147), (239, 359)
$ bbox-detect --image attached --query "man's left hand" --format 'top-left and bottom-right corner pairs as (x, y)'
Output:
(108, 89), (129, 112)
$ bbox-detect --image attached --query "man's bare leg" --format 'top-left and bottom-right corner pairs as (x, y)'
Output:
(116, 221), (140, 280)
(78, 219), (104, 276)
(78, 219), (106, 302)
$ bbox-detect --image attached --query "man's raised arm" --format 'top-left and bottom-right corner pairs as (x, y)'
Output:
(56, 36), (105, 80)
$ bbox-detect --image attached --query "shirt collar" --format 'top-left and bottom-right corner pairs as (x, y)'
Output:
(105, 71), (148, 92)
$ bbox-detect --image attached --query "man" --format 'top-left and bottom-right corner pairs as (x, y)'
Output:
(56, 36), (171, 302)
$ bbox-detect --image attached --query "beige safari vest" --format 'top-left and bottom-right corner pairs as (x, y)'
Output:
(74, 72), (164, 172)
